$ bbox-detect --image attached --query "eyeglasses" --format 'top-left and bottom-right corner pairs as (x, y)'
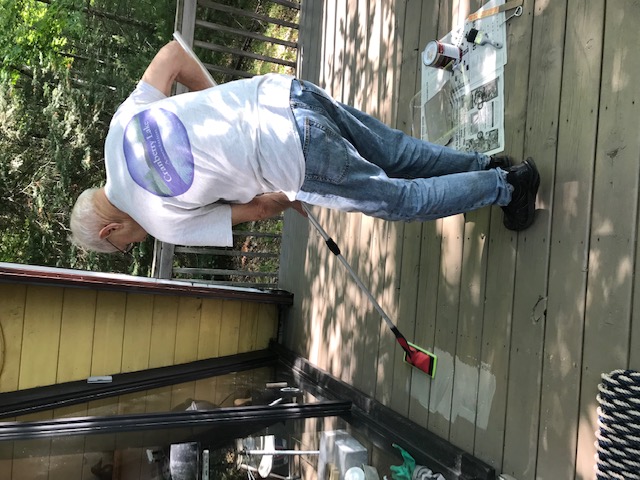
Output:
(105, 237), (134, 256)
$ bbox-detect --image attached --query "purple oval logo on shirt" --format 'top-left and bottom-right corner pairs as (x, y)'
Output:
(123, 108), (194, 197)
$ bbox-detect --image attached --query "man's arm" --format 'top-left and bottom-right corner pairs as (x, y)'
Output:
(231, 193), (306, 225)
(141, 41), (213, 96)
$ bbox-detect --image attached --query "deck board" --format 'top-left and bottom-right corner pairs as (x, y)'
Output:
(280, 0), (640, 477)
(535, 1), (604, 477)
(576, 1), (640, 477)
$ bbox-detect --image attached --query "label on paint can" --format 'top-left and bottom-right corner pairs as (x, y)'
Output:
(422, 40), (461, 69)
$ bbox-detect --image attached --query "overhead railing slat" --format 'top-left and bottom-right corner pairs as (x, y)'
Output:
(175, 246), (279, 259)
(174, 268), (278, 278)
(194, 40), (297, 68)
(198, 0), (299, 30)
(195, 19), (298, 49)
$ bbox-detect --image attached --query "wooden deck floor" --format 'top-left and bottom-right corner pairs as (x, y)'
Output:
(278, 1), (640, 478)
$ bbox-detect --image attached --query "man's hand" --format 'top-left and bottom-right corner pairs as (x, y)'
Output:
(231, 193), (307, 225)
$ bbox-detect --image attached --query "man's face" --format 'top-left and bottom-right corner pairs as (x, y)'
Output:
(107, 221), (148, 253)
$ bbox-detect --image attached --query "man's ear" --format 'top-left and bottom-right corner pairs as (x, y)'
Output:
(98, 223), (123, 239)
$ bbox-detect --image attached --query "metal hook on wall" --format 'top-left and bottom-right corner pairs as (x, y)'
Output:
(503, 5), (523, 23)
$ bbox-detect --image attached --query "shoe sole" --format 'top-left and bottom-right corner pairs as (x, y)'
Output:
(503, 157), (540, 231)
(517, 157), (540, 230)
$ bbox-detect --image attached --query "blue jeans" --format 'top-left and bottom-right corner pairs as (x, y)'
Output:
(289, 79), (511, 221)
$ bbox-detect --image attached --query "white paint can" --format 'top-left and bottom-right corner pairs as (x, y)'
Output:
(422, 40), (461, 69)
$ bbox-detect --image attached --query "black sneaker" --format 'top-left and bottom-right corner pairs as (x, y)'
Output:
(501, 158), (540, 231)
(486, 155), (513, 170)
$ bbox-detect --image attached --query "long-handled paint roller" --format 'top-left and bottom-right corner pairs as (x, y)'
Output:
(172, 31), (437, 377)
(302, 204), (437, 377)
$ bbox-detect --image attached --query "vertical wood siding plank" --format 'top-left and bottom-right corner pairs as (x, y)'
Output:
(0, 284), (27, 393)
(535, 1), (604, 477)
(195, 298), (223, 409)
(389, 0), (424, 418)
(174, 296), (203, 365)
(57, 288), (97, 383)
(502, 0), (568, 477)
(19, 286), (63, 390)
(408, 0), (442, 429)
(148, 295), (179, 368)
(474, 0), (535, 469)
(171, 297), (203, 408)
(120, 293), (154, 374)
(449, 0), (496, 455)
(238, 301), (260, 353)
(255, 304), (277, 350)
(91, 291), (127, 377)
(576, 1), (640, 476)
(0, 284), (25, 480)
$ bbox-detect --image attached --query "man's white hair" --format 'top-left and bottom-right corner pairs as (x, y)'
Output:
(69, 188), (118, 253)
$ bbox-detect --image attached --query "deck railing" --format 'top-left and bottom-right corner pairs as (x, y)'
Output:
(153, 0), (300, 287)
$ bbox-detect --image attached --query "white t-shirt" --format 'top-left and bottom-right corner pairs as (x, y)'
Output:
(104, 74), (305, 246)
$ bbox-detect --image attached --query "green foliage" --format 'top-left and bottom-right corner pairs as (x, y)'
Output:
(0, 0), (174, 274)
(0, 0), (297, 277)
(194, 0), (299, 82)
(0, 0), (78, 81)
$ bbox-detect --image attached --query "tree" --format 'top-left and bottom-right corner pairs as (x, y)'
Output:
(0, 0), (174, 274)
(0, 0), (299, 277)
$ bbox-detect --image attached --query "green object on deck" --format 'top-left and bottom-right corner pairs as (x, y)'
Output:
(390, 444), (416, 480)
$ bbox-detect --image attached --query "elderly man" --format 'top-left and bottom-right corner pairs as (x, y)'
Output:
(70, 40), (539, 253)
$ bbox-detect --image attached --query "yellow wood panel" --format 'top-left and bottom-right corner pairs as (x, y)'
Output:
(91, 291), (127, 376)
(120, 293), (154, 373)
(0, 284), (27, 393)
(255, 304), (277, 350)
(148, 295), (179, 368)
(0, 279), (280, 480)
(197, 298), (223, 359)
(145, 296), (180, 416)
(218, 301), (242, 357)
(0, 285), (25, 480)
(195, 298), (223, 401)
(57, 289), (97, 383)
(212, 301), (242, 406)
(173, 296), (202, 365)
(238, 301), (259, 353)
(170, 297), (203, 408)
(19, 286), (63, 390)
(116, 291), (155, 479)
